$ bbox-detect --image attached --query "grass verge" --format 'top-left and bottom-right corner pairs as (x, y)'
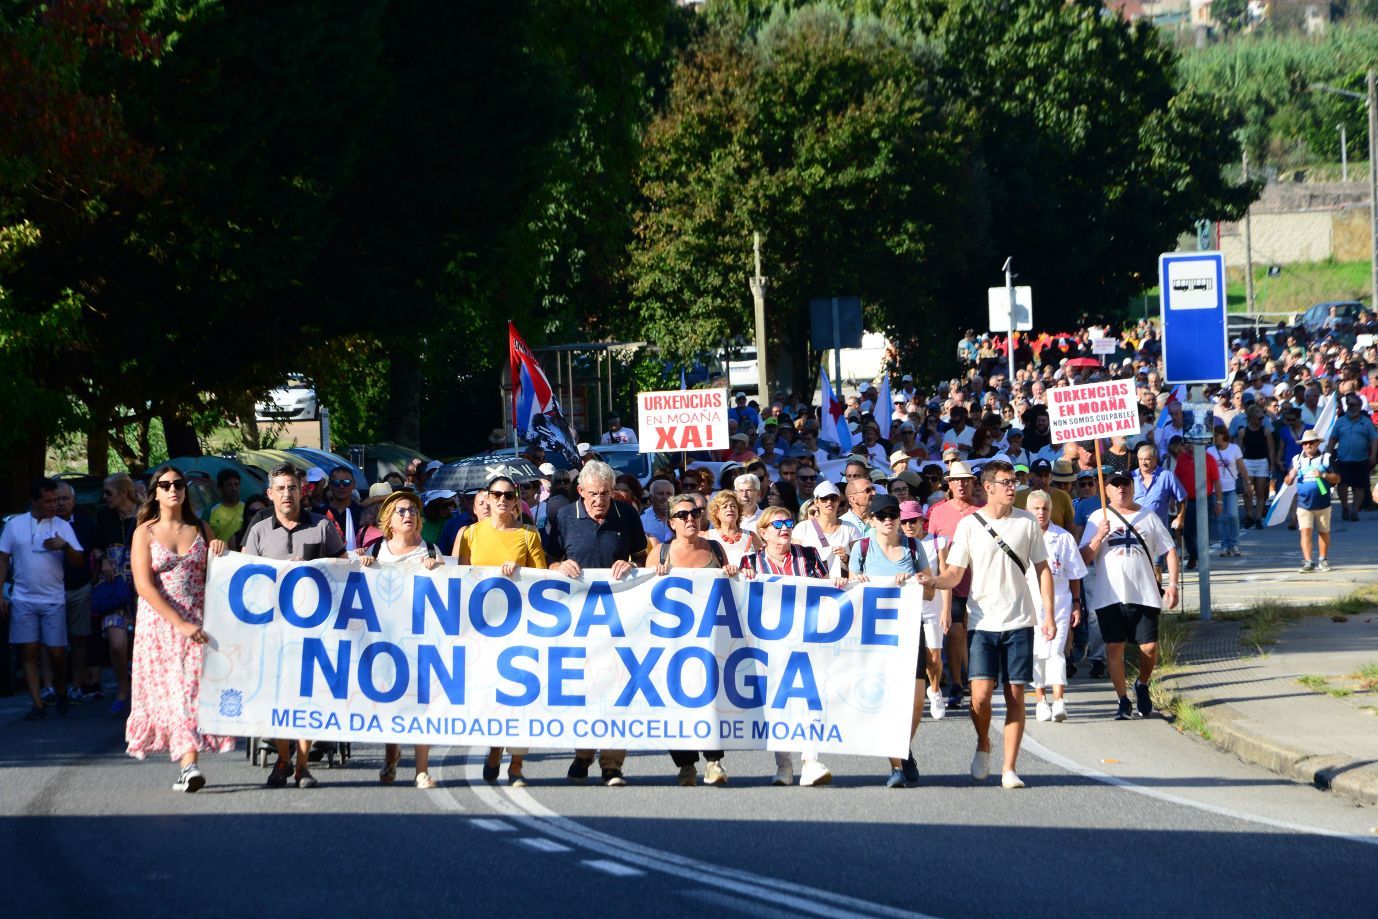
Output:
(1150, 586), (1378, 737)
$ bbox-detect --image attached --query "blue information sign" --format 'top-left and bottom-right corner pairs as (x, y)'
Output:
(1159, 251), (1227, 384)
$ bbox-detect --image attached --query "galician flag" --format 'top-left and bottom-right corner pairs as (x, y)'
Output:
(508, 321), (581, 466)
(874, 372), (892, 440)
(820, 364), (853, 454)
(1312, 392), (1338, 441)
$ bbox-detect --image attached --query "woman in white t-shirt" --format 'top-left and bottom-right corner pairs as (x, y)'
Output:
(1209, 426), (1251, 557)
(358, 491), (444, 789)
(790, 480), (859, 578)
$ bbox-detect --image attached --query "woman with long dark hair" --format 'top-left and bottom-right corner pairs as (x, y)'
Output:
(125, 465), (235, 791)
(457, 474), (547, 786)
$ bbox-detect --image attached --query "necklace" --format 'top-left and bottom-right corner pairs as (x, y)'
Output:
(719, 529), (744, 544)
(764, 551), (793, 575)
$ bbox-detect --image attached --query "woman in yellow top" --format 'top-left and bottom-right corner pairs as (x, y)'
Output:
(456, 475), (546, 786)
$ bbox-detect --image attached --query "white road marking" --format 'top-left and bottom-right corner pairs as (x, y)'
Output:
(470, 818), (515, 832)
(582, 859), (646, 877)
(1022, 736), (1378, 847)
(442, 747), (935, 919)
(680, 888), (801, 918)
(519, 836), (573, 853)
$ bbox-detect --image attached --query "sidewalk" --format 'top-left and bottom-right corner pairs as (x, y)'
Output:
(1162, 609), (1378, 806)
(1160, 510), (1378, 805)
(1177, 507), (1377, 613)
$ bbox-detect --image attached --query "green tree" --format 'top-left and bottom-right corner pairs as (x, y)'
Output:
(929, 0), (1254, 329)
(627, 4), (976, 396)
(1213, 0), (1249, 33)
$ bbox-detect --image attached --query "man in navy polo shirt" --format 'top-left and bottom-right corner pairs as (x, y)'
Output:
(547, 460), (646, 787)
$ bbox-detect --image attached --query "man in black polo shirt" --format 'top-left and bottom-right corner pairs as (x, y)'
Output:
(547, 460), (645, 786)
(239, 464), (346, 788)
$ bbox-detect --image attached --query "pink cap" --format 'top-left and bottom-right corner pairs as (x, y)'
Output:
(899, 500), (924, 521)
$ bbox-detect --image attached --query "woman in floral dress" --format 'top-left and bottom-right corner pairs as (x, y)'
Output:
(126, 465), (235, 791)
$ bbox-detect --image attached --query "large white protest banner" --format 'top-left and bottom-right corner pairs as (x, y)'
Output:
(198, 554), (922, 757)
(1045, 379), (1140, 443)
(637, 388), (728, 453)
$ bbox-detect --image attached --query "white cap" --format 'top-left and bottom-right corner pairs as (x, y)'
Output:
(901, 374), (913, 382)
(735, 391), (747, 400)
(423, 489), (457, 502)
(305, 467), (327, 483)
(538, 462), (556, 476)
(812, 479), (841, 499)
(577, 442), (592, 456)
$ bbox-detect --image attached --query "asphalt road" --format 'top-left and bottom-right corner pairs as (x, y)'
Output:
(2, 681), (1375, 919)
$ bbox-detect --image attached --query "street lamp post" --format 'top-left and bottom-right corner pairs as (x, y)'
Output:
(1311, 71), (1378, 310)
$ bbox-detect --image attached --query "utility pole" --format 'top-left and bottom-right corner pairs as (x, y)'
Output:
(1340, 122), (1348, 182)
(1368, 68), (1377, 311)
(1313, 76), (1378, 309)
(1003, 257), (1017, 384)
(749, 231), (771, 407)
(1242, 148), (1256, 314)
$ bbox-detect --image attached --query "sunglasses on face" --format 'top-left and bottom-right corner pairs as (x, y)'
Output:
(156, 479), (187, 492)
(873, 510), (900, 522)
(552, 478), (570, 485)
(767, 519), (795, 531)
(488, 489), (517, 500)
(331, 478), (353, 487)
(797, 474), (817, 482)
(670, 508), (703, 521)
(392, 506), (419, 517)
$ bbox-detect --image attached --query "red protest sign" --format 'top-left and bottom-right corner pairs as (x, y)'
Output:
(1046, 379), (1139, 442)
(636, 388), (728, 453)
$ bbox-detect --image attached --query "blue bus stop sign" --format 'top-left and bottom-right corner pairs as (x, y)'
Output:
(1159, 251), (1228, 385)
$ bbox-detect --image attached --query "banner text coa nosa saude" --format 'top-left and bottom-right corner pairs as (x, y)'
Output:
(198, 553), (922, 758)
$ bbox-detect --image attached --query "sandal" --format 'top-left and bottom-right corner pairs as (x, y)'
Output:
(379, 753), (399, 784)
(508, 769), (527, 788)
(415, 772), (438, 790)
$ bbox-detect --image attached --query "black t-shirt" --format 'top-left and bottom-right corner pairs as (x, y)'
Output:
(62, 512), (96, 589)
(96, 506), (137, 580)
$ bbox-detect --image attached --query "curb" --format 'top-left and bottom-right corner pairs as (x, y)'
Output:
(1159, 677), (1378, 807)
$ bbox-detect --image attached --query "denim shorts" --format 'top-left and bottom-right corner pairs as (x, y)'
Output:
(967, 627), (1034, 684)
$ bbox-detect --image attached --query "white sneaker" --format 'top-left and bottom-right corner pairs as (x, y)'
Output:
(800, 760), (833, 787)
(1052, 699), (1068, 722)
(1035, 699), (1052, 722)
(1001, 770), (1026, 789)
(970, 749), (990, 782)
(927, 688), (947, 720)
(173, 763), (205, 793)
(772, 762), (793, 786)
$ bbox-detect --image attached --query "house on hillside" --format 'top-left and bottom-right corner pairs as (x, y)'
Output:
(1105, 0), (1189, 24)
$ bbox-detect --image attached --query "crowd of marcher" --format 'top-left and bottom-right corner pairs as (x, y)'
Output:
(3, 311), (1376, 794)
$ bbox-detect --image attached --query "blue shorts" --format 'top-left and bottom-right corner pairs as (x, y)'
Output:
(967, 627), (1034, 685)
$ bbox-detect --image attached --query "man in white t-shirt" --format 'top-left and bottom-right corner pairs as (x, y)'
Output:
(0, 478), (85, 720)
(1079, 471), (1179, 721)
(920, 460), (1055, 790)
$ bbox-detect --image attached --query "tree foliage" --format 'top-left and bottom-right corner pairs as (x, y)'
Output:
(628, 4), (975, 395)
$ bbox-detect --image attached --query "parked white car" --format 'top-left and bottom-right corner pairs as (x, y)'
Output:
(255, 377), (318, 421)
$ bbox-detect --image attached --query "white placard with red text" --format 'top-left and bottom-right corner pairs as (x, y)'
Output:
(1046, 379), (1139, 442)
(637, 388), (729, 453)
